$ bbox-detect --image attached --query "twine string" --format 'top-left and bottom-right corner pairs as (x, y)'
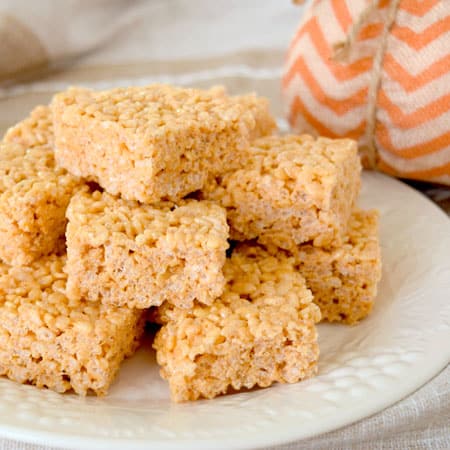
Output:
(332, 0), (380, 62)
(331, 0), (400, 168)
(362, 0), (401, 168)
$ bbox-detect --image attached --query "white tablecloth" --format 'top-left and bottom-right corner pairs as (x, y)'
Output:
(0, 1), (448, 448)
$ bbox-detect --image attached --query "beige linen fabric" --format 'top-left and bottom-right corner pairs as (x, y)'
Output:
(0, 1), (448, 448)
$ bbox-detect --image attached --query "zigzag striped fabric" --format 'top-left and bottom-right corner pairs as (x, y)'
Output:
(282, 0), (450, 185)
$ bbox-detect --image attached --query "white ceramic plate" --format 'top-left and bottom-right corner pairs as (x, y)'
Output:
(0, 171), (449, 450)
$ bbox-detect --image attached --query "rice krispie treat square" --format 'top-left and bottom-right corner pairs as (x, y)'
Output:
(52, 85), (276, 203)
(65, 189), (229, 309)
(0, 141), (83, 266)
(0, 255), (144, 395)
(153, 244), (320, 402)
(293, 209), (381, 324)
(202, 134), (361, 250)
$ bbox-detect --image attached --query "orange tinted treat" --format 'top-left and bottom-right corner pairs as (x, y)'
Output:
(202, 134), (361, 250)
(3, 105), (53, 148)
(0, 141), (83, 266)
(65, 190), (229, 309)
(153, 244), (320, 402)
(52, 85), (276, 203)
(292, 209), (381, 324)
(0, 255), (144, 395)
(0, 106), (84, 266)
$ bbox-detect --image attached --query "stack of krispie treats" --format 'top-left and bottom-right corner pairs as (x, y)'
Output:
(201, 134), (382, 325)
(153, 244), (321, 402)
(0, 83), (381, 402)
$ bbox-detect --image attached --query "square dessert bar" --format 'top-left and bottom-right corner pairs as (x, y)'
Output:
(202, 134), (361, 250)
(153, 244), (320, 402)
(293, 209), (382, 324)
(52, 84), (276, 203)
(0, 255), (144, 395)
(65, 190), (229, 309)
(0, 141), (83, 266)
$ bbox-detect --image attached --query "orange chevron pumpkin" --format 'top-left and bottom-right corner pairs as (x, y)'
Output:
(282, 0), (450, 185)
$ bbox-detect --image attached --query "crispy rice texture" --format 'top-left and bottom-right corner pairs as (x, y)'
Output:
(153, 244), (320, 402)
(3, 105), (54, 148)
(65, 189), (229, 309)
(52, 84), (276, 203)
(263, 209), (382, 324)
(0, 255), (144, 395)
(294, 209), (381, 324)
(202, 134), (361, 250)
(0, 138), (83, 266)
